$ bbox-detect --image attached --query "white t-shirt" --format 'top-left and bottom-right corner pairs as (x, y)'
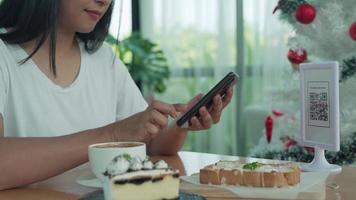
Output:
(0, 38), (148, 137)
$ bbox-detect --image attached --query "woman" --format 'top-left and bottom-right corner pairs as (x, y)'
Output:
(0, 0), (233, 190)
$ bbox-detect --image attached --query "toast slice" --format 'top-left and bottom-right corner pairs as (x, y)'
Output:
(200, 161), (300, 187)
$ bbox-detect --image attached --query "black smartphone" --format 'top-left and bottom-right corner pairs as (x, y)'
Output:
(176, 72), (239, 127)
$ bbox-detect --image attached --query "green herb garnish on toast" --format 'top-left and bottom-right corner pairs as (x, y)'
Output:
(243, 162), (262, 170)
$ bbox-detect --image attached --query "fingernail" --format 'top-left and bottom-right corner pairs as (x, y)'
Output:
(201, 107), (207, 113)
(215, 96), (220, 103)
(171, 106), (177, 118)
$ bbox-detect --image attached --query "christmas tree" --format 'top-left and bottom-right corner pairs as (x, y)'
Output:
(250, 0), (356, 165)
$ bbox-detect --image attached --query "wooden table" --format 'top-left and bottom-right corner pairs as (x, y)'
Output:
(0, 151), (354, 200)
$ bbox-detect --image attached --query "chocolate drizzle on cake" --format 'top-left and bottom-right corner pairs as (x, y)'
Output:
(172, 173), (179, 178)
(113, 171), (180, 185)
(152, 177), (164, 182)
(114, 177), (153, 185)
(130, 177), (152, 185)
(114, 179), (128, 185)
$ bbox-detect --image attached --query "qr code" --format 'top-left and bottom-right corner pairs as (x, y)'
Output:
(309, 92), (328, 121)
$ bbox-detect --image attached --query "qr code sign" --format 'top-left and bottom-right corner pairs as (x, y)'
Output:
(307, 82), (330, 127)
(309, 92), (328, 121)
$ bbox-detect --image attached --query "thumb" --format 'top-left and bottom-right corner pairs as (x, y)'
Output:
(188, 93), (203, 107)
(174, 93), (203, 113)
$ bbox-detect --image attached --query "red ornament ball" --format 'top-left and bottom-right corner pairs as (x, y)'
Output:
(349, 22), (356, 41)
(287, 49), (307, 64)
(295, 3), (316, 24)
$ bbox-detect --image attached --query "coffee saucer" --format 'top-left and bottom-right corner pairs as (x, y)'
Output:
(76, 171), (102, 188)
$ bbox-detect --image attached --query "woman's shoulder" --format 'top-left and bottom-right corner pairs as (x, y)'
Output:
(0, 30), (9, 54)
(0, 36), (24, 70)
(0, 37), (14, 68)
(0, 28), (8, 51)
(0, 37), (11, 86)
(0, 28), (15, 58)
(88, 42), (125, 65)
(82, 41), (128, 75)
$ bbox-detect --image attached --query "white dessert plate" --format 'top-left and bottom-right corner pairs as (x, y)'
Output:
(76, 171), (102, 188)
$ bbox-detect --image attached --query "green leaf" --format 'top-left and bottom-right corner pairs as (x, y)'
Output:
(107, 32), (170, 93)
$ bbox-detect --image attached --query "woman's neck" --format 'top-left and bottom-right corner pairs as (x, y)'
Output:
(54, 26), (77, 53)
(20, 26), (81, 88)
(20, 25), (77, 56)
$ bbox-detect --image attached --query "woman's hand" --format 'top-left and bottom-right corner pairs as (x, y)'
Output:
(175, 86), (234, 131)
(111, 100), (177, 142)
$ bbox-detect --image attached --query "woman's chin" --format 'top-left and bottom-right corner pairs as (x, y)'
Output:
(77, 25), (97, 34)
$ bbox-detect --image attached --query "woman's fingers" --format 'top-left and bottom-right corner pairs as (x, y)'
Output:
(186, 93), (203, 110)
(150, 109), (168, 128)
(187, 107), (213, 130)
(145, 122), (160, 137)
(142, 100), (179, 139)
(190, 116), (202, 129)
(222, 86), (233, 108)
(150, 100), (178, 118)
(210, 95), (223, 123)
(173, 103), (187, 113)
(199, 107), (213, 128)
(142, 87), (233, 134)
(186, 87), (234, 130)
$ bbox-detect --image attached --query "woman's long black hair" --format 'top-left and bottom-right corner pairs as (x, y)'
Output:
(0, 0), (113, 76)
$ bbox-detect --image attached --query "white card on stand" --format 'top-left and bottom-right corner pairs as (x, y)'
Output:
(299, 61), (341, 172)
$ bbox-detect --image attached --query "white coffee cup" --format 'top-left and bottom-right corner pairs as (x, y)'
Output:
(88, 142), (146, 181)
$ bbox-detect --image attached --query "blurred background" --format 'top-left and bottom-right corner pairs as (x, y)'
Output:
(109, 0), (292, 156)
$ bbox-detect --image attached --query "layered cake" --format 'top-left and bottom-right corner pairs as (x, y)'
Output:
(200, 161), (300, 187)
(103, 154), (180, 200)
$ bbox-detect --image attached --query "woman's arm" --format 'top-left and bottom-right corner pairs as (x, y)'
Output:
(148, 125), (187, 156)
(0, 115), (112, 190)
(0, 100), (177, 190)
